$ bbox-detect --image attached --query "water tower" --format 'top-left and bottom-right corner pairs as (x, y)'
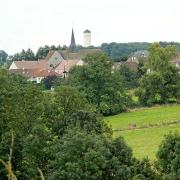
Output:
(83, 29), (91, 47)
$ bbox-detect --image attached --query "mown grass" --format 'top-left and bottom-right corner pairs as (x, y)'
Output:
(105, 105), (180, 129)
(105, 105), (180, 159)
(114, 124), (180, 159)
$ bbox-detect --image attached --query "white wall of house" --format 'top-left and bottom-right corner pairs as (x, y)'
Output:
(9, 62), (18, 70)
(176, 62), (179, 68)
(28, 77), (44, 83)
(77, 60), (84, 66)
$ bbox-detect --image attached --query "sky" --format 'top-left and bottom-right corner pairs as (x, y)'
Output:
(0, 0), (180, 54)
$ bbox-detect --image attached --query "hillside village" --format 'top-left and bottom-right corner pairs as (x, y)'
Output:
(8, 29), (102, 83)
(7, 29), (180, 84)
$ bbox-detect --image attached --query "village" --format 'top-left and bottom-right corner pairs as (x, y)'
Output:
(8, 29), (180, 84)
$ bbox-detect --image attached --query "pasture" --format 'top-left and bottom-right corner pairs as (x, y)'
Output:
(105, 105), (180, 159)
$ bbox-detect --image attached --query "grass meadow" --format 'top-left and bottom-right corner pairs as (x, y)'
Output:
(105, 105), (180, 159)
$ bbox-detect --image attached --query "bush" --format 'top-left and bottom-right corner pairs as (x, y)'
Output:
(156, 132), (180, 179)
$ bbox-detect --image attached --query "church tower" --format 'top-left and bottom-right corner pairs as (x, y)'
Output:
(83, 29), (91, 47)
(69, 28), (76, 52)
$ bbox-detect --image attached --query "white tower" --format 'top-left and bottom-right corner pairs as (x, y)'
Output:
(83, 29), (91, 47)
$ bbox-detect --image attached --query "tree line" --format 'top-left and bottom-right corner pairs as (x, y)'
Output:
(1, 41), (180, 66)
(101, 41), (180, 61)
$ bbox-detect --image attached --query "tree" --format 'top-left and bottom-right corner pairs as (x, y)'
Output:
(156, 132), (180, 180)
(36, 45), (64, 59)
(101, 42), (149, 61)
(47, 128), (157, 180)
(20, 124), (55, 179)
(0, 50), (8, 65)
(148, 43), (176, 72)
(11, 49), (36, 61)
(68, 110), (111, 135)
(42, 75), (58, 90)
(43, 86), (94, 135)
(47, 129), (131, 180)
(118, 65), (138, 89)
(136, 61), (146, 79)
(0, 70), (47, 179)
(137, 43), (180, 106)
(68, 53), (130, 115)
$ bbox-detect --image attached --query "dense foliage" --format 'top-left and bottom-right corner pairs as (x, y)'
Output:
(117, 65), (139, 89)
(36, 45), (67, 59)
(67, 53), (131, 115)
(101, 41), (180, 61)
(101, 42), (149, 61)
(0, 50), (8, 66)
(156, 132), (180, 180)
(137, 43), (180, 106)
(0, 69), (161, 179)
(10, 49), (36, 61)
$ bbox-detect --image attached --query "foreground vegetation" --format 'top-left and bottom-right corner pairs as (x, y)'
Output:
(0, 43), (180, 179)
(105, 105), (180, 159)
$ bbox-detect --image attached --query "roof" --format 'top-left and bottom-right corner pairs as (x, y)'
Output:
(59, 49), (102, 60)
(45, 50), (56, 61)
(83, 29), (91, 33)
(123, 61), (138, 71)
(9, 69), (59, 78)
(133, 50), (148, 57)
(13, 60), (47, 70)
(55, 59), (82, 75)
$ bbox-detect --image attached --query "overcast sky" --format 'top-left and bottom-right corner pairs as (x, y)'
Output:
(0, 0), (180, 54)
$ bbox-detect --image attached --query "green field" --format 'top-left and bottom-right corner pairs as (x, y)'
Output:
(105, 105), (180, 159)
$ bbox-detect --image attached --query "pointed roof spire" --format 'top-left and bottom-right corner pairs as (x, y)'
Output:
(69, 28), (76, 52)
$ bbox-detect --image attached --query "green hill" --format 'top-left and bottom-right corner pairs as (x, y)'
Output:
(105, 105), (180, 159)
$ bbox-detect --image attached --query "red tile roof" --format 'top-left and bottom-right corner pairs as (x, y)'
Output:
(9, 69), (59, 78)
(55, 60), (81, 75)
(123, 61), (138, 71)
(13, 60), (47, 70)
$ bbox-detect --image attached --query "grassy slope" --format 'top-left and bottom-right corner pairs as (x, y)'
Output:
(114, 124), (180, 159)
(105, 105), (180, 159)
(105, 105), (180, 129)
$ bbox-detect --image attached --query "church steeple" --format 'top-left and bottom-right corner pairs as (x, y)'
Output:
(69, 28), (76, 52)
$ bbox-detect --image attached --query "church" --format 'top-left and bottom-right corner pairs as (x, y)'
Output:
(9, 29), (102, 83)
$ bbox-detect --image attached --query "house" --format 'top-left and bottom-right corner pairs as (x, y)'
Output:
(8, 51), (85, 83)
(8, 28), (102, 83)
(170, 53), (180, 69)
(9, 69), (60, 83)
(120, 50), (148, 71)
(55, 59), (84, 76)
(119, 50), (180, 71)
(9, 50), (63, 71)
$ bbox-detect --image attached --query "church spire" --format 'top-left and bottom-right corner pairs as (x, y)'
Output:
(69, 28), (76, 52)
